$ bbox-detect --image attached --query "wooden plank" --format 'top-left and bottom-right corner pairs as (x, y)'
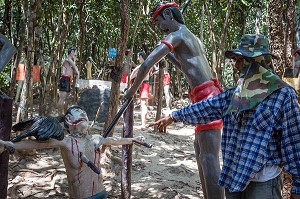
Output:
(0, 95), (13, 199)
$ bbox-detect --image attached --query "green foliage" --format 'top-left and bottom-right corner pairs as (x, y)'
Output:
(0, 66), (11, 90)
(0, 0), (289, 93)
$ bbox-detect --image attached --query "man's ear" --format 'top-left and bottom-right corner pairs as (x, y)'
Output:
(163, 8), (173, 20)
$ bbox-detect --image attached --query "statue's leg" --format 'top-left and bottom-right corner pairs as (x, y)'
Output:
(196, 129), (224, 199)
(58, 91), (67, 114)
(194, 136), (207, 198)
(140, 99), (148, 127)
(0, 95), (13, 199)
(163, 85), (171, 110)
(64, 92), (70, 113)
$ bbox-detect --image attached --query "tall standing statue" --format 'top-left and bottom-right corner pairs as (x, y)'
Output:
(85, 56), (94, 80)
(124, 2), (224, 198)
(58, 46), (79, 114)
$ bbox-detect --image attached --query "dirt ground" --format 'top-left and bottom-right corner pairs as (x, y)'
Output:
(6, 106), (222, 199)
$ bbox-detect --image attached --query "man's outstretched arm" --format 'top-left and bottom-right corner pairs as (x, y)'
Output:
(148, 115), (174, 132)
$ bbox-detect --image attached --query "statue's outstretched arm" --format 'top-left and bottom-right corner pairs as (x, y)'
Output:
(102, 135), (144, 146)
(0, 138), (62, 154)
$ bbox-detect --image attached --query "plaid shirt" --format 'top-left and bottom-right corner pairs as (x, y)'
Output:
(171, 86), (300, 194)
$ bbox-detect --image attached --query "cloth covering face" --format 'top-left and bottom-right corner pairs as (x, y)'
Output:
(226, 56), (290, 114)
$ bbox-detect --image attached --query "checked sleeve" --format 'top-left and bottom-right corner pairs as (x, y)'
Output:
(280, 88), (300, 194)
(171, 89), (231, 125)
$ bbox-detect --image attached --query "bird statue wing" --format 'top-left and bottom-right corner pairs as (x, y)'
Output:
(35, 116), (64, 141)
(12, 117), (40, 132)
(11, 116), (65, 142)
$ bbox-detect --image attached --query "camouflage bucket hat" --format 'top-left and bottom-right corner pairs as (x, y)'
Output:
(225, 34), (276, 59)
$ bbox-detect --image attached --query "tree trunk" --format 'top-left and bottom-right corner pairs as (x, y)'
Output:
(100, 0), (131, 198)
(104, 0), (130, 136)
(216, 0), (233, 83)
(269, 2), (294, 198)
(9, 2), (25, 98)
(34, 1), (44, 115)
(268, 0), (284, 75)
(296, 5), (300, 48)
(127, 0), (143, 88)
(74, 0), (86, 103)
(17, 0), (32, 121)
(203, 1), (217, 76)
(0, 96), (13, 199)
(283, 0), (294, 69)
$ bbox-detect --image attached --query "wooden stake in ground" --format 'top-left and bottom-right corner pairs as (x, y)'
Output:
(121, 100), (134, 199)
(0, 96), (13, 199)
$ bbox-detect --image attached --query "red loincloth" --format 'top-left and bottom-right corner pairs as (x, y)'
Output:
(139, 81), (150, 99)
(121, 72), (128, 83)
(188, 78), (223, 133)
(163, 73), (170, 87)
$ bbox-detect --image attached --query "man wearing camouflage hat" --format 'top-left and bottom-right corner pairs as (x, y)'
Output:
(150, 34), (300, 199)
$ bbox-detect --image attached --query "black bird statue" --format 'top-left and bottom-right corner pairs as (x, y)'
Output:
(11, 115), (65, 142)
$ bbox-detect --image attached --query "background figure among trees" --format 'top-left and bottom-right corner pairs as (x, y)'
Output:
(58, 46), (79, 115)
(130, 51), (155, 128)
(122, 49), (136, 85)
(85, 56), (94, 80)
(162, 60), (171, 110)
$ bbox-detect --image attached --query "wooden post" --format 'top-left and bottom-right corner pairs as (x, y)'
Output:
(0, 95), (13, 199)
(155, 60), (165, 132)
(121, 100), (133, 199)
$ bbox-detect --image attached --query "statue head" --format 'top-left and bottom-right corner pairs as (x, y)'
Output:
(137, 52), (147, 63)
(125, 49), (131, 56)
(64, 106), (89, 134)
(68, 46), (76, 54)
(150, 2), (184, 24)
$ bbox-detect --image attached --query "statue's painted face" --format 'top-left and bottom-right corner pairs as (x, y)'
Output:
(71, 49), (77, 59)
(65, 107), (89, 132)
(153, 15), (171, 35)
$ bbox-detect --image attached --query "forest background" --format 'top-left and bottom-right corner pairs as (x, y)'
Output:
(0, 0), (299, 133)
